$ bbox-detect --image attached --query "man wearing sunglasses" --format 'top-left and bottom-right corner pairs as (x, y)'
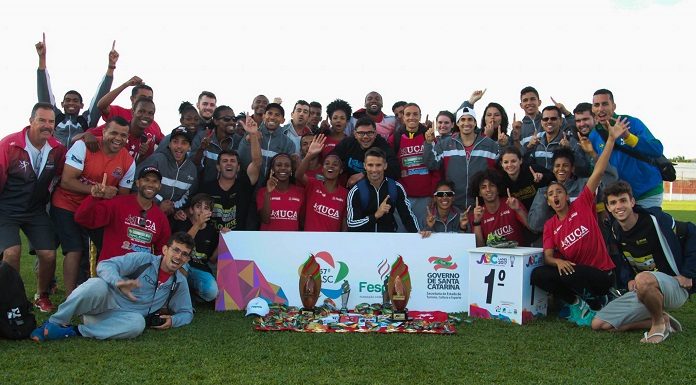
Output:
(75, 166), (171, 262)
(31, 232), (195, 342)
(524, 106), (589, 177)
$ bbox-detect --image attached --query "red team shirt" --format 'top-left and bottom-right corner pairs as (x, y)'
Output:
(470, 200), (527, 246)
(543, 186), (615, 271)
(256, 185), (305, 231)
(74, 194), (171, 261)
(86, 125), (156, 161)
(303, 178), (348, 232)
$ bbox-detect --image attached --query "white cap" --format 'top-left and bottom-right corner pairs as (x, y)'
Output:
(245, 297), (270, 317)
(456, 106), (476, 122)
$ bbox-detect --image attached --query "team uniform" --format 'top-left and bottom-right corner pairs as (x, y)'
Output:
(531, 186), (615, 306)
(51, 140), (135, 254)
(303, 178), (347, 232)
(74, 194), (170, 261)
(472, 200), (528, 246)
(256, 185), (304, 231)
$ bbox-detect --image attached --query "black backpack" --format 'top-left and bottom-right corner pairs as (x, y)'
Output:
(0, 261), (37, 339)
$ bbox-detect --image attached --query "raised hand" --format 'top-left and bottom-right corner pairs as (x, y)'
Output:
(267, 170), (279, 193)
(424, 126), (436, 143)
(424, 114), (433, 129)
(35, 32), (46, 57)
(468, 89), (487, 105)
(125, 76), (143, 88)
(527, 129), (540, 149)
(375, 195), (391, 219)
(242, 114), (259, 134)
(608, 116), (630, 140)
(138, 137), (151, 157)
(550, 96), (570, 116)
(425, 204), (436, 229)
(320, 115), (330, 131)
(307, 134), (326, 157)
(108, 40), (119, 67)
(511, 113), (522, 142)
(497, 126), (509, 146)
(529, 166), (543, 183)
(578, 135), (594, 155)
(90, 173), (108, 198)
(506, 188), (521, 211)
(559, 132), (570, 148)
(473, 197), (484, 222)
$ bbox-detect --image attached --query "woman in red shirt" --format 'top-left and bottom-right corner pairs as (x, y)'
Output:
(257, 153), (304, 231)
(531, 117), (628, 326)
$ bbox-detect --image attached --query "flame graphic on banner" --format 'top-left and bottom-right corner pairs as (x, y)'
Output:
(427, 255), (458, 271)
(377, 258), (390, 280)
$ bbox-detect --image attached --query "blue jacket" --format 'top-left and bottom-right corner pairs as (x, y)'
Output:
(609, 206), (696, 293)
(588, 114), (663, 200)
(97, 252), (193, 327)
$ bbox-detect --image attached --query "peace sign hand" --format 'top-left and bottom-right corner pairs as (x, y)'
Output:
(425, 204), (436, 229)
(559, 132), (570, 148)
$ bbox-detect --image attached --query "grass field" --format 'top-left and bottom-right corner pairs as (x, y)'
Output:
(2, 204), (696, 385)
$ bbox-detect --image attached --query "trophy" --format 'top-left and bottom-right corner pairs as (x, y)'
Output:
(299, 254), (321, 316)
(387, 256), (411, 321)
(382, 274), (391, 308)
(340, 280), (350, 313)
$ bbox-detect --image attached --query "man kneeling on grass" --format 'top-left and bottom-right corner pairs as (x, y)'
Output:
(31, 232), (194, 341)
(591, 181), (695, 343)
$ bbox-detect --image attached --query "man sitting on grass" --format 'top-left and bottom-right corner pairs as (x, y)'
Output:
(31, 232), (194, 341)
(591, 181), (695, 343)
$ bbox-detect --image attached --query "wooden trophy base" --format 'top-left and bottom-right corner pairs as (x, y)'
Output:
(391, 310), (408, 321)
(301, 308), (316, 317)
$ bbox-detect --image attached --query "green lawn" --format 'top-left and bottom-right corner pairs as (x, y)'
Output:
(2, 204), (696, 384)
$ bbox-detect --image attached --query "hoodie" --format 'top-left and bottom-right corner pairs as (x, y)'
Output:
(135, 149), (198, 210)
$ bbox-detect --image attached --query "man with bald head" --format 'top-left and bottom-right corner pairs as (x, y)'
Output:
(345, 91), (397, 140)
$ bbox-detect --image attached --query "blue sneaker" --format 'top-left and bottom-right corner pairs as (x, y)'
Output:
(567, 299), (595, 327)
(558, 303), (571, 320)
(43, 321), (78, 341)
(30, 322), (47, 342)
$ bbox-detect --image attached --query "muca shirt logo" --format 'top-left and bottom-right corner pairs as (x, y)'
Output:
(270, 210), (298, 221)
(560, 225), (589, 250)
(312, 203), (340, 220)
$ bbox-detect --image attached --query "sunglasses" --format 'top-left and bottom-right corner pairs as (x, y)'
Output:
(541, 117), (559, 122)
(219, 116), (237, 122)
(433, 191), (455, 197)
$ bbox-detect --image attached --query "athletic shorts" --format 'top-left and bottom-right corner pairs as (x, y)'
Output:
(0, 211), (56, 251)
(50, 206), (87, 253)
(595, 271), (689, 328)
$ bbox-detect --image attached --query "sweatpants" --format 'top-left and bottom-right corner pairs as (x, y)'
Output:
(49, 278), (146, 340)
(531, 264), (613, 304)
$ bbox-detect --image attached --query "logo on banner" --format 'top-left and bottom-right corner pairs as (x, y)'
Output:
(314, 251), (350, 299)
(525, 254), (544, 267)
(428, 255), (458, 270)
(475, 253), (510, 266)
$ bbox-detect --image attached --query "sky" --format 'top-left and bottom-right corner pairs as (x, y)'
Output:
(2, 0), (695, 157)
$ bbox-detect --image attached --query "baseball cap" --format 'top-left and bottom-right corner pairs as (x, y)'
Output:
(265, 102), (285, 117)
(138, 166), (162, 181)
(245, 297), (270, 317)
(170, 126), (194, 143)
(456, 106), (476, 122)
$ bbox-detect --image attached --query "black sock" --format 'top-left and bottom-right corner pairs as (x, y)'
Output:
(73, 326), (82, 336)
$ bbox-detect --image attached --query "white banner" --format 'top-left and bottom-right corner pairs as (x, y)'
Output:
(216, 231), (475, 313)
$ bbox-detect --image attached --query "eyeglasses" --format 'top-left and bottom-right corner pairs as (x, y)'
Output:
(541, 117), (559, 122)
(355, 131), (376, 137)
(219, 116), (237, 122)
(433, 191), (455, 197)
(169, 246), (191, 259)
